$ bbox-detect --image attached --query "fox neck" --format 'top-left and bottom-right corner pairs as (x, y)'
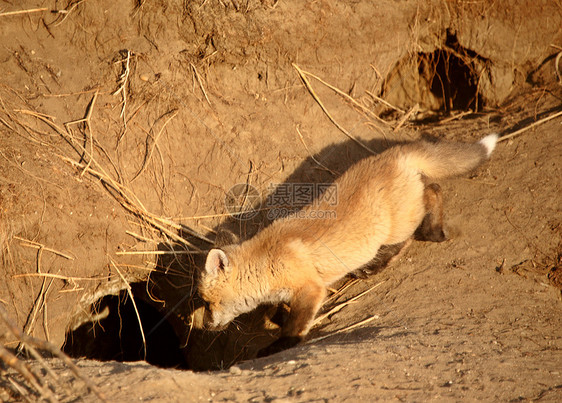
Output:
(230, 233), (295, 305)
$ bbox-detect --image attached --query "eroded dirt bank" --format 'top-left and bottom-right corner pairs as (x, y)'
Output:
(1, 1), (561, 401)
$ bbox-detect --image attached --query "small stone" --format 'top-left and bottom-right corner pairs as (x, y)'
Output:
(229, 365), (242, 375)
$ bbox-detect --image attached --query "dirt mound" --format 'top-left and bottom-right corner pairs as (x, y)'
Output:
(1, 1), (561, 401)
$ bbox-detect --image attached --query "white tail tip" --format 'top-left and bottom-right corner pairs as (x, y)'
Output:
(479, 133), (498, 157)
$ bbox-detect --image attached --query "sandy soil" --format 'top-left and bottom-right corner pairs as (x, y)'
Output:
(1, 1), (561, 402)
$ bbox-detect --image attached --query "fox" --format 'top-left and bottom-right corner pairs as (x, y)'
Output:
(198, 134), (498, 357)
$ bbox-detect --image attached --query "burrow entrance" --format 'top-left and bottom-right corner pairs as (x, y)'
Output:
(62, 279), (279, 371)
(381, 31), (489, 117)
(63, 285), (189, 369)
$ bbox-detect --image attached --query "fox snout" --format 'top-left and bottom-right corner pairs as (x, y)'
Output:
(203, 308), (227, 332)
(201, 304), (230, 331)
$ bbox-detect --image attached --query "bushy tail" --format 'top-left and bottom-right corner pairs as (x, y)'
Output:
(402, 134), (498, 179)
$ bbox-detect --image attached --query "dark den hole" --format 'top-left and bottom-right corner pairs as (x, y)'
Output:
(63, 288), (188, 369)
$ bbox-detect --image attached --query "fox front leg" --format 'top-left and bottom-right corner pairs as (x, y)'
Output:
(258, 282), (326, 357)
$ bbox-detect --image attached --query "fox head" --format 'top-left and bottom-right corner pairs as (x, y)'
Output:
(198, 248), (259, 330)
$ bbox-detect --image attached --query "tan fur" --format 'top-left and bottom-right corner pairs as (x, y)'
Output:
(198, 134), (497, 355)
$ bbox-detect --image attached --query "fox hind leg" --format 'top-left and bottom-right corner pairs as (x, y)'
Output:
(352, 184), (447, 281)
(415, 183), (446, 242)
(353, 183), (446, 279)
(352, 240), (411, 279)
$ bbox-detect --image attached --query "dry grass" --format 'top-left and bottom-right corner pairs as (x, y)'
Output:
(313, 281), (385, 327)
(0, 80), (214, 377)
(131, 109), (179, 182)
(0, 306), (106, 402)
(308, 315), (380, 344)
(16, 100), (210, 255)
(292, 63), (377, 154)
(111, 259), (147, 360)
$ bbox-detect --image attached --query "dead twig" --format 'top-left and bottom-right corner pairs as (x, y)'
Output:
(117, 97), (151, 146)
(131, 109), (178, 182)
(113, 50), (132, 133)
(191, 63), (212, 106)
(110, 260), (147, 361)
(41, 88), (102, 98)
(42, 276), (55, 342)
(14, 331), (65, 395)
(295, 64), (391, 127)
(313, 281), (384, 326)
(0, 7), (48, 17)
(0, 306), (106, 402)
(295, 126), (338, 176)
(555, 51), (562, 85)
(324, 278), (360, 304)
(14, 272), (103, 292)
(393, 103), (419, 132)
(17, 106), (207, 250)
(16, 247), (46, 355)
(53, 0), (88, 26)
(0, 344), (57, 403)
(365, 90), (405, 114)
(13, 273), (112, 281)
(77, 151), (201, 248)
(8, 376), (35, 403)
(174, 212), (248, 220)
(292, 64), (376, 154)
(14, 236), (74, 260)
(125, 230), (158, 243)
(439, 110), (473, 124)
(63, 90), (99, 177)
(116, 250), (206, 256)
(498, 109), (562, 142)
(308, 315), (379, 344)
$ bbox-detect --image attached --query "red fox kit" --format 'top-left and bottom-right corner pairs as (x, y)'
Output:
(198, 134), (498, 356)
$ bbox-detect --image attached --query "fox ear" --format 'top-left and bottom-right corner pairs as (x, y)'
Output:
(205, 249), (230, 276)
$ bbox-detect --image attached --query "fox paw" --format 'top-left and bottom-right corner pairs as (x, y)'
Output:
(257, 336), (301, 358)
